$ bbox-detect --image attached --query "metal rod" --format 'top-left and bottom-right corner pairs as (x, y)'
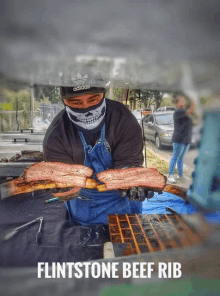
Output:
(125, 214), (141, 254)
(135, 214), (154, 253)
(36, 217), (43, 243)
(15, 216), (43, 231)
(3, 216), (43, 241)
(166, 207), (200, 244)
(116, 215), (124, 243)
(165, 214), (191, 246)
(155, 214), (179, 249)
(145, 214), (165, 252)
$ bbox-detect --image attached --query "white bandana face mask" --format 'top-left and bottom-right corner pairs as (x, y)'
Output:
(65, 98), (106, 133)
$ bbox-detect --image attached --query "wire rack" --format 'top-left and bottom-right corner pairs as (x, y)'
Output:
(108, 214), (201, 255)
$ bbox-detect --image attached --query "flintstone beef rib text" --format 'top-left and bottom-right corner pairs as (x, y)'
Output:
(97, 167), (166, 190)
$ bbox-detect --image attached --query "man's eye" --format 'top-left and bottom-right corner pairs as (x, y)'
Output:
(90, 98), (99, 102)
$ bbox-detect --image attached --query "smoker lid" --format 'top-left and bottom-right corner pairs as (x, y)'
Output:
(0, 0), (220, 93)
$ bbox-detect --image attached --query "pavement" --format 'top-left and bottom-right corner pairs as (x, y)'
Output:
(144, 140), (198, 190)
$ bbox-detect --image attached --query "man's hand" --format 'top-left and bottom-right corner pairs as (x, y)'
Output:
(186, 101), (196, 115)
(119, 187), (154, 202)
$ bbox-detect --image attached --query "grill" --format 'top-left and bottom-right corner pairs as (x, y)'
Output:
(108, 214), (201, 255)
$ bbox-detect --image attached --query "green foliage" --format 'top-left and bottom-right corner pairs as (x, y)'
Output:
(113, 88), (124, 102)
(105, 89), (109, 98)
(1, 88), (31, 111)
(139, 90), (163, 109)
(1, 102), (13, 111)
(200, 96), (212, 107)
(160, 96), (173, 107)
(146, 148), (177, 174)
(106, 88), (125, 103)
(35, 86), (61, 104)
(40, 97), (51, 104)
(0, 88), (32, 132)
(107, 88), (164, 110)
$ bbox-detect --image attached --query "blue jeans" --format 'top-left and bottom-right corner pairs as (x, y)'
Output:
(168, 143), (190, 176)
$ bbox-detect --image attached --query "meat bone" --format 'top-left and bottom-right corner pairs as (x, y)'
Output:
(0, 178), (187, 201)
(0, 177), (97, 199)
(0, 163), (187, 200)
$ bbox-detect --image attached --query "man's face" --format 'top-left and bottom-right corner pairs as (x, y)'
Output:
(63, 93), (104, 109)
(176, 96), (187, 108)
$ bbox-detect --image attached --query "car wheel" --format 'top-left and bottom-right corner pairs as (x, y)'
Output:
(155, 134), (162, 149)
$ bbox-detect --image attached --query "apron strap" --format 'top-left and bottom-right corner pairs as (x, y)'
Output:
(100, 124), (105, 143)
(78, 130), (88, 147)
(78, 124), (106, 147)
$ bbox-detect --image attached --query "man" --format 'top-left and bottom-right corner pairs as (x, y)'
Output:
(43, 72), (152, 225)
(168, 95), (195, 183)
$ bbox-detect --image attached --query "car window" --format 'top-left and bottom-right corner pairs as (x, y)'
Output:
(143, 114), (150, 123)
(155, 114), (174, 125)
(148, 115), (154, 123)
(166, 107), (175, 111)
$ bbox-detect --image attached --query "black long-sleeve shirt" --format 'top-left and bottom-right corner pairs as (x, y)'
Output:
(172, 108), (192, 144)
(43, 99), (143, 168)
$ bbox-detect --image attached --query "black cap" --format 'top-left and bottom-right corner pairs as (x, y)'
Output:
(61, 71), (106, 99)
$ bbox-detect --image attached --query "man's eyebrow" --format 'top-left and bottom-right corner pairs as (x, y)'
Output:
(66, 94), (101, 101)
(88, 94), (101, 99)
(66, 98), (82, 101)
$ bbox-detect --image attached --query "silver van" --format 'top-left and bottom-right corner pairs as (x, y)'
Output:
(142, 111), (174, 149)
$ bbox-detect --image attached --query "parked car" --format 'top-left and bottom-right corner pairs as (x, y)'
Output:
(157, 106), (175, 112)
(142, 111), (202, 149)
(142, 111), (174, 149)
(132, 109), (151, 125)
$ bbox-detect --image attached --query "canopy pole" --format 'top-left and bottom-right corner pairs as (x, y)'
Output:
(125, 89), (129, 105)
(30, 85), (35, 128)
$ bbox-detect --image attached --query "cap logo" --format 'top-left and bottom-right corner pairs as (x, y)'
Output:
(71, 73), (88, 85)
(71, 73), (91, 92)
(73, 85), (91, 91)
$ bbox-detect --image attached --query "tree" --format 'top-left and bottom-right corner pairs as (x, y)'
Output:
(139, 90), (163, 110)
(105, 87), (164, 111)
(154, 91), (163, 109)
(0, 87), (39, 131)
(35, 86), (61, 104)
(113, 88), (124, 103)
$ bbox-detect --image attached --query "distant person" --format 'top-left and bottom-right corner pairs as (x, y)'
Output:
(168, 95), (195, 183)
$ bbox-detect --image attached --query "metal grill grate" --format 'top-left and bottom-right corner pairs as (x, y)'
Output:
(108, 214), (201, 255)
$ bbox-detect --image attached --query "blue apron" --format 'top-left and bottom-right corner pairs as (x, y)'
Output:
(65, 125), (142, 225)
